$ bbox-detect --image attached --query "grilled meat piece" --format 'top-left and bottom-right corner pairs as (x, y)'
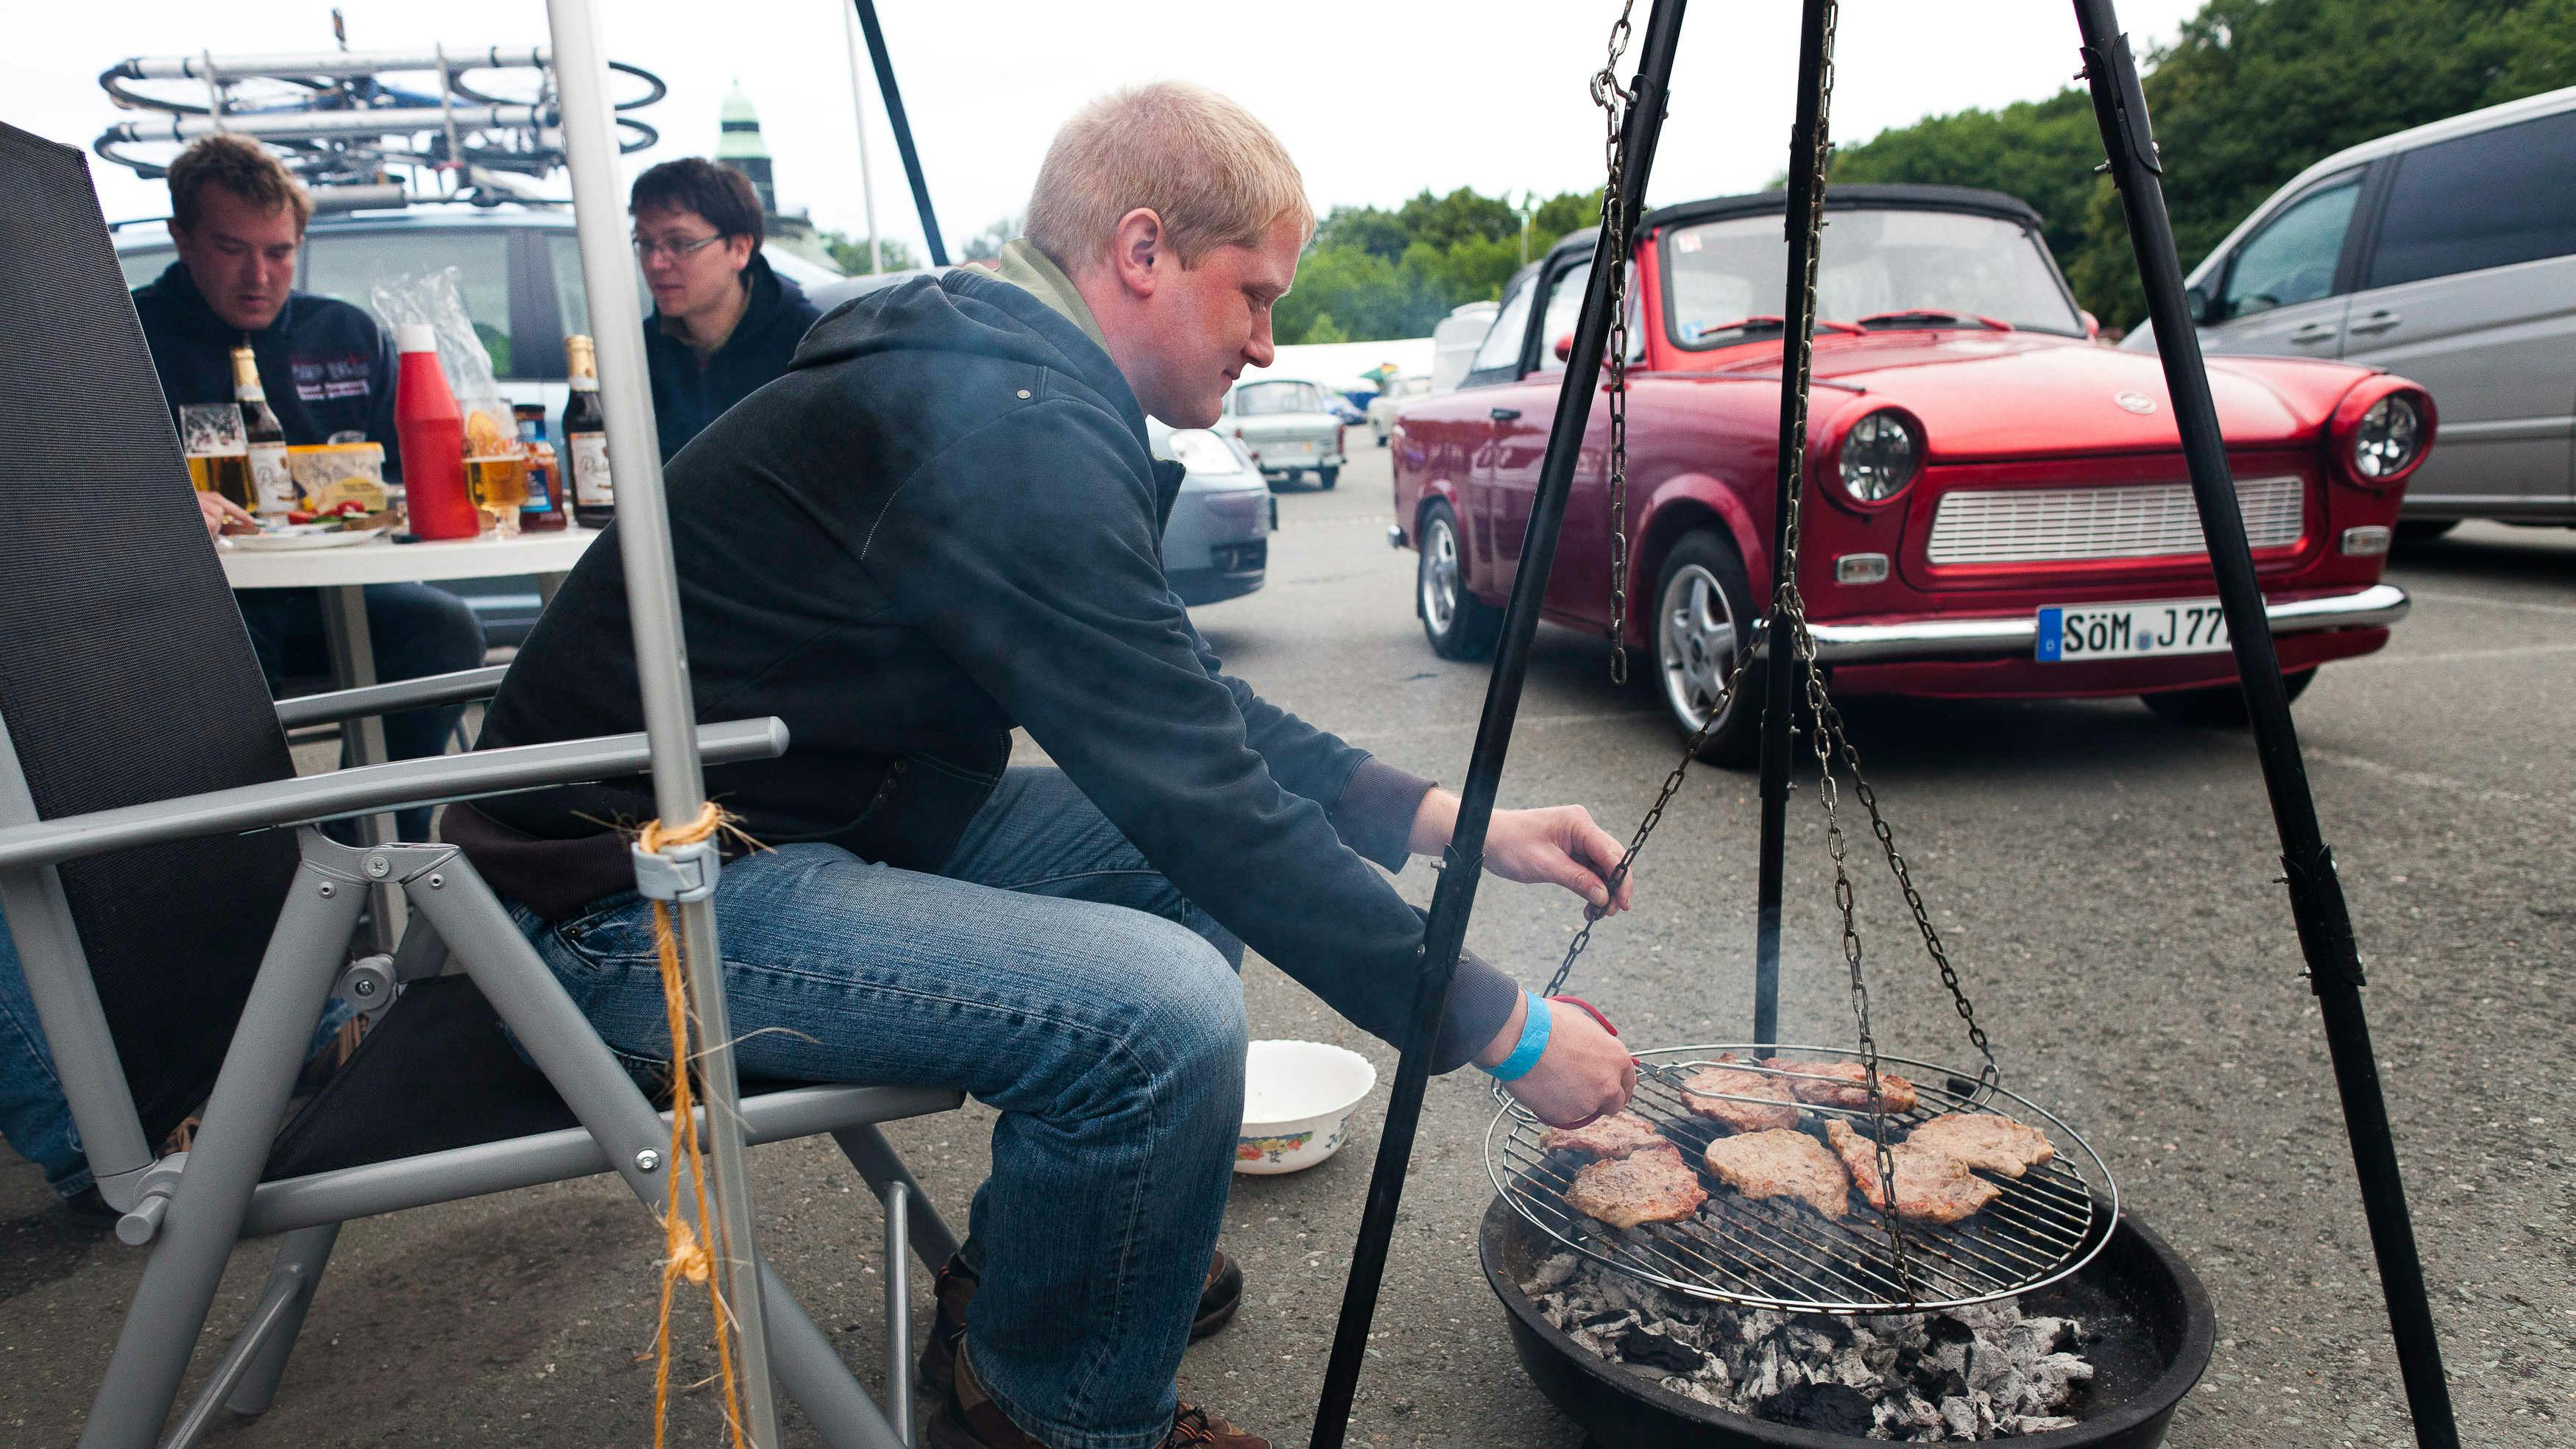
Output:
(1905, 1112), (2056, 1178)
(1540, 1110), (1669, 1160)
(1760, 1057), (1920, 1115)
(1700, 1127), (1851, 1219)
(1826, 1119), (2000, 1225)
(1563, 1141), (1708, 1229)
(1680, 1054), (1802, 1132)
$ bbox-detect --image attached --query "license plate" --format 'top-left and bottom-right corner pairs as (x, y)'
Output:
(2037, 599), (2231, 662)
(1275, 440), (1314, 457)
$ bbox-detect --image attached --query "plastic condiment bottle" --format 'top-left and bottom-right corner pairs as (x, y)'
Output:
(392, 322), (479, 541)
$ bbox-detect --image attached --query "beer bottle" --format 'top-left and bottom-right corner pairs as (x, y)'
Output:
(513, 403), (567, 532)
(562, 335), (614, 529)
(232, 346), (297, 516)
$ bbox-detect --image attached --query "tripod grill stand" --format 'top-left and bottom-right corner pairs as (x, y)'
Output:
(1309, 2), (2460, 1445)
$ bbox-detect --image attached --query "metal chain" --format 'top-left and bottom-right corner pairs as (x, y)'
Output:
(1592, 0), (1638, 687)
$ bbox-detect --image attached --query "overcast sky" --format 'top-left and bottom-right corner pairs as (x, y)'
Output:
(5, 0), (2204, 253)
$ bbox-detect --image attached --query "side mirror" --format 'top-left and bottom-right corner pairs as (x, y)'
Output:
(1553, 332), (1576, 363)
(2184, 285), (2214, 327)
(2081, 310), (2102, 341)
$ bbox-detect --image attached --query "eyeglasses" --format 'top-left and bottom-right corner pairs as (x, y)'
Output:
(631, 232), (726, 261)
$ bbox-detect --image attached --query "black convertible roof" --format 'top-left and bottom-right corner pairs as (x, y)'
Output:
(1541, 183), (2046, 266)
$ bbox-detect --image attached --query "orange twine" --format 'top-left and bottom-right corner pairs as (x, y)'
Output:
(640, 802), (749, 1449)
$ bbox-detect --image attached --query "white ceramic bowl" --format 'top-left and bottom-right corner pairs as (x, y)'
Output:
(1234, 1039), (1378, 1175)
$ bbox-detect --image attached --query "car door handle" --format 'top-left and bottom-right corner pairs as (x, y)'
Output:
(2348, 309), (2402, 335)
(1490, 408), (1522, 422)
(2288, 321), (2339, 345)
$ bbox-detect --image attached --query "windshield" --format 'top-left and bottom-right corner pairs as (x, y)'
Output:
(1662, 208), (2082, 347)
(1233, 381), (1326, 416)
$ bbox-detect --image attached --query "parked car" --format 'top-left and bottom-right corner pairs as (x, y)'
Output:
(1151, 419), (1275, 605)
(1367, 374), (1432, 445)
(1389, 183), (2430, 761)
(1222, 378), (1348, 489)
(2125, 85), (2576, 536)
(114, 205), (846, 645)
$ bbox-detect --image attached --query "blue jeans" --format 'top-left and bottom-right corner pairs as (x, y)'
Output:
(511, 768), (1248, 1449)
(237, 583), (487, 840)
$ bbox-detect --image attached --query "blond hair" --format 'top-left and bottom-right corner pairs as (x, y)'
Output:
(166, 135), (312, 234)
(1025, 82), (1313, 273)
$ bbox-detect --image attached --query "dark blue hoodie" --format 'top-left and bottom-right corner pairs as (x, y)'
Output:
(130, 260), (400, 470)
(451, 266), (1517, 1071)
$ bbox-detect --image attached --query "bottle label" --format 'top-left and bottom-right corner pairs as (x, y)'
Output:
(568, 433), (612, 507)
(522, 461), (557, 514)
(247, 441), (297, 514)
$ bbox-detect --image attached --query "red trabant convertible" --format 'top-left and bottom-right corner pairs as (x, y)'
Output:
(1389, 185), (2430, 761)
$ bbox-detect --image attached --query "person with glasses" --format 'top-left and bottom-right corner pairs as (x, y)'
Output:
(629, 158), (822, 461)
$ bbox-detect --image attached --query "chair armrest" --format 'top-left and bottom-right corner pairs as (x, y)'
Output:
(0, 718), (788, 871)
(275, 665), (512, 729)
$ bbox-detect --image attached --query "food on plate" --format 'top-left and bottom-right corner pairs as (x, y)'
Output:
(1563, 1141), (1708, 1229)
(1540, 1110), (1669, 1160)
(1680, 1053), (1802, 1132)
(1761, 1057), (1919, 1114)
(1826, 1119), (2000, 1225)
(1905, 1112), (2056, 1178)
(1701, 1127), (1851, 1219)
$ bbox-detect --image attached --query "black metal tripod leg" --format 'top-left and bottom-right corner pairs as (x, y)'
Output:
(1306, 4), (1692, 1445)
(2068, 4), (2458, 1446)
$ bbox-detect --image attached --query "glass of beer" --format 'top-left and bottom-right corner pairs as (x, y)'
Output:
(465, 447), (531, 538)
(180, 403), (252, 510)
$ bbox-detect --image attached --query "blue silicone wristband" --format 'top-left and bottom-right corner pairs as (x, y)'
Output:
(1487, 991), (1552, 1083)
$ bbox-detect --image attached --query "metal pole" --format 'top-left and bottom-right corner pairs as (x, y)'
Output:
(542, 1), (781, 1444)
(837, 0), (882, 274)
(1752, 0), (1833, 1055)
(2070, 5), (2458, 1445)
(849, 0), (946, 266)
(1308, 3), (1686, 1442)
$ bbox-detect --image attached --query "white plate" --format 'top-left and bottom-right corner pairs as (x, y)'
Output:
(224, 525), (394, 552)
(2037, 598), (2231, 662)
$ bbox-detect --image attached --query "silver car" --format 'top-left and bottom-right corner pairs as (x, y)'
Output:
(1222, 378), (1348, 489)
(2127, 85), (2576, 535)
(1366, 374), (1431, 445)
(1151, 420), (1274, 605)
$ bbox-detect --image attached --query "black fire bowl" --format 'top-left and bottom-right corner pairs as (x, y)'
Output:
(1479, 1195), (2214, 1449)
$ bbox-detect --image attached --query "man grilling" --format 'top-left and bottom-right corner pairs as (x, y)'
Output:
(444, 82), (1639, 1449)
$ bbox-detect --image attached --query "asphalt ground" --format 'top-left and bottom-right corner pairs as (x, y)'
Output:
(3, 441), (2569, 1446)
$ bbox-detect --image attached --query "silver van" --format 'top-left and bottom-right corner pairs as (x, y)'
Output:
(2126, 85), (2576, 535)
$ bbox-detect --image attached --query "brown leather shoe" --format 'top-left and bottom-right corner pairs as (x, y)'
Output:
(924, 1345), (1267, 1449)
(918, 1248), (1243, 1397)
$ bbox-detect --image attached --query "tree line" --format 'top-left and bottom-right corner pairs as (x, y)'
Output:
(1833, 0), (2576, 327)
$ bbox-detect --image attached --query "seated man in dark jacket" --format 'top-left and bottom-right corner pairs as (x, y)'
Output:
(445, 82), (1636, 1449)
(130, 135), (484, 837)
(629, 157), (822, 461)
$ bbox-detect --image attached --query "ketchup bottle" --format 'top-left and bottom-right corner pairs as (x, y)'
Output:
(393, 322), (479, 541)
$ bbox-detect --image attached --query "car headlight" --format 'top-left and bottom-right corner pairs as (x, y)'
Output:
(2352, 394), (2422, 481)
(1169, 429), (1244, 475)
(1836, 410), (1920, 504)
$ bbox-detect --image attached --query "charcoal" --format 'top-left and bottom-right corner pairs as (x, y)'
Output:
(1618, 1327), (1705, 1373)
(1801, 1314), (1856, 1347)
(1755, 1381), (1875, 1436)
(1926, 1314), (1977, 1345)
(1580, 1305), (1633, 1328)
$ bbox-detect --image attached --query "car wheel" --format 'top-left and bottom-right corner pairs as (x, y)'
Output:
(2140, 667), (2315, 726)
(1655, 529), (1763, 766)
(1317, 466), (1340, 490)
(1417, 502), (1501, 660)
(2393, 519), (2459, 545)
(1373, 425), (1389, 446)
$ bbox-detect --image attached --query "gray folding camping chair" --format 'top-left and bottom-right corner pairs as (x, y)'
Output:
(0, 120), (958, 1449)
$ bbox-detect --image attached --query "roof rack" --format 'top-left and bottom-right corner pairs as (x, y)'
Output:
(94, 21), (662, 210)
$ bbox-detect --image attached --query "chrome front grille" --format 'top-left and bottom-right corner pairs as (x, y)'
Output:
(1925, 475), (2305, 565)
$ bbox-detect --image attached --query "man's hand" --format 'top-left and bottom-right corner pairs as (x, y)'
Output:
(196, 489), (256, 540)
(1410, 790), (1634, 915)
(1475, 994), (1637, 1128)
